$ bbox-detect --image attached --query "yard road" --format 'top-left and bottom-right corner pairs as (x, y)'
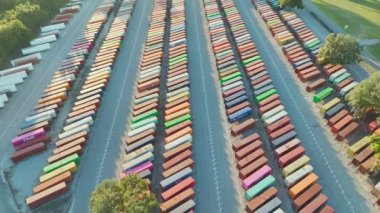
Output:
(67, 0), (153, 212)
(295, 4), (369, 81)
(186, 0), (240, 212)
(235, 0), (374, 212)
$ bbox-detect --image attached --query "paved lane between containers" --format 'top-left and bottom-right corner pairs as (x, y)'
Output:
(235, 0), (372, 211)
(187, 0), (239, 212)
(67, 0), (152, 212)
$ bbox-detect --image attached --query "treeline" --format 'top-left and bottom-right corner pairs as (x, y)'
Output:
(0, 0), (69, 68)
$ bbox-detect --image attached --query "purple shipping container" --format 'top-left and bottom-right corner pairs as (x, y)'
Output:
(11, 128), (46, 147)
(124, 161), (153, 175)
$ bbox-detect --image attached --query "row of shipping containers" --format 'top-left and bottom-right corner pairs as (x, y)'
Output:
(159, 0), (195, 212)
(10, 0), (116, 163)
(24, 0), (136, 209)
(222, 0), (334, 212)
(254, 0), (360, 143)
(260, 0), (380, 208)
(0, 0), (84, 108)
(119, 0), (167, 188)
(203, 0), (285, 212)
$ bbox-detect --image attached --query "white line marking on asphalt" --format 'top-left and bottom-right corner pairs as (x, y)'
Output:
(0, 0), (104, 140)
(237, 0), (356, 212)
(191, 1), (223, 212)
(91, 0), (148, 205)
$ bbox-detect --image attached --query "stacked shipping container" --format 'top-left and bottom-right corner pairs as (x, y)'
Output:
(10, 0), (116, 162)
(159, 0), (196, 212)
(24, 0), (136, 208)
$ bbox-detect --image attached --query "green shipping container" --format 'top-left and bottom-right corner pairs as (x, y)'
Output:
(313, 87), (333, 103)
(255, 89), (277, 103)
(220, 72), (241, 83)
(245, 175), (275, 201)
(43, 154), (80, 174)
(165, 114), (191, 129)
(131, 109), (158, 124)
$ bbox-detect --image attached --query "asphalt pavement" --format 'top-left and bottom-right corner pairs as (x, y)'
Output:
(187, 0), (240, 212)
(67, 0), (153, 212)
(235, 0), (374, 212)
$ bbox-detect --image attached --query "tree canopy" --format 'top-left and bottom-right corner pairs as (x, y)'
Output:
(89, 175), (158, 213)
(0, 0), (69, 68)
(279, 0), (304, 9)
(318, 33), (361, 65)
(346, 72), (380, 119)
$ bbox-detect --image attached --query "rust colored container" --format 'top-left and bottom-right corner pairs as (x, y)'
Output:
(269, 124), (295, 140)
(163, 150), (192, 170)
(246, 187), (278, 212)
(336, 122), (359, 141)
(266, 116), (291, 134)
(299, 193), (328, 213)
(160, 188), (194, 213)
(161, 177), (195, 202)
(239, 156), (268, 179)
(33, 171), (72, 194)
(163, 142), (192, 161)
(231, 118), (256, 136)
(237, 149), (266, 170)
(235, 140), (262, 160)
(293, 183), (322, 209)
(332, 115), (353, 133)
(11, 142), (46, 162)
(278, 146), (305, 168)
(352, 145), (374, 166)
(232, 133), (260, 151)
(327, 109), (348, 127)
(26, 182), (68, 208)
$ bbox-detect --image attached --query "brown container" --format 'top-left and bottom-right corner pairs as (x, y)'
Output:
(327, 109), (349, 127)
(48, 145), (82, 164)
(54, 137), (86, 154)
(332, 115), (353, 133)
(163, 149), (192, 170)
(299, 193), (328, 213)
(246, 187), (278, 212)
(232, 133), (260, 151)
(359, 156), (375, 174)
(320, 205), (334, 213)
(235, 140), (262, 160)
(33, 171), (72, 194)
(165, 97), (189, 109)
(231, 118), (256, 136)
(165, 126), (192, 144)
(237, 149), (266, 170)
(227, 101), (250, 115)
(239, 155), (268, 179)
(163, 142), (192, 161)
(336, 122), (359, 141)
(165, 120), (192, 136)
(266, 116), (291, 134)
(26, 182), (68, 209)
(352, 145), (374, 166)
(278, 146), (305, 168)
(18, 121), (50, 136)
(56, 131), (88, 147)
(293, 183), (322, 209)
(259, 99), (281, 114)
(258, 94), (280, 108)
(160, 188), (194, 213)
(126, 128), (155, 145)
(289, 173), (319, 199)
(163, 158), (194, 179)
(269, 124), (295, 140)
(11, 142), (46, 162)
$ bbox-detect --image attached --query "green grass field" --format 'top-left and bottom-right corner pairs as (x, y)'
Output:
(311, 0), (380, 60)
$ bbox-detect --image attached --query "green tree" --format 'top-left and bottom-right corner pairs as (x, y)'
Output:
(89, 175), (158, 213)
(318, 33), (361, 65)
(370, 134), (380, 171)
(279, 0), (304, 9)
(346, 72), (380, 119)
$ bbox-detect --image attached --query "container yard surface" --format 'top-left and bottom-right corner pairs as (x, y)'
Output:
(235, 0), (372, 212)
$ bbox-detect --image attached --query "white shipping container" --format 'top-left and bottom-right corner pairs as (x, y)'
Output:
(127, 122), (156, 138)
(165, 134), (192, 151)
(25, 109), (56, 122)
(58, 123), (89, 139)
(22, 43), (51, 55)
(0, 63), (33, 76)
(41, 23), (65, 33)
(63, 116), (93, 132)
(30, 35), (57, 46)
(0, 84), (17, 94)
